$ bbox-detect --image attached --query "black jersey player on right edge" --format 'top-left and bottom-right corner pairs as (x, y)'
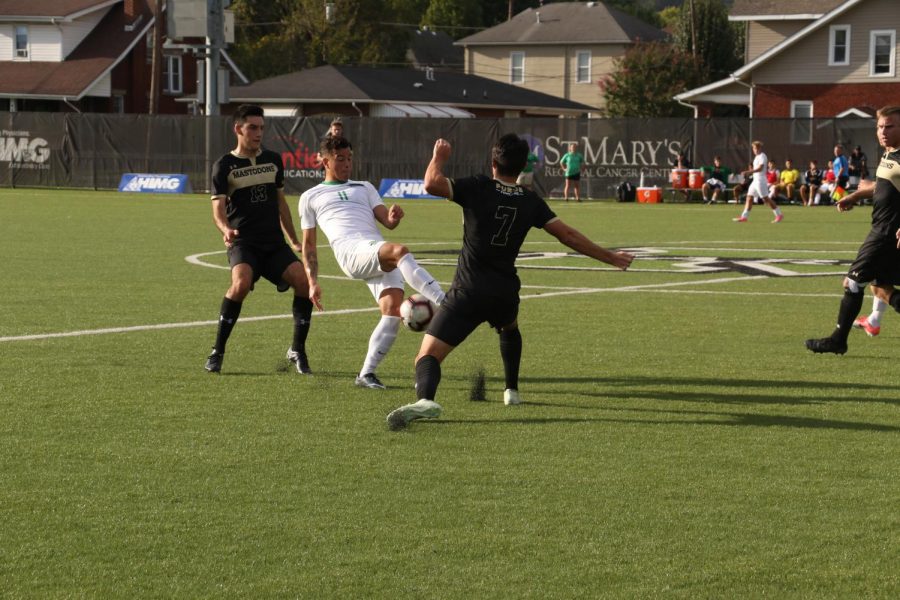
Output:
(387, 134), (634, 430)
(806, 105), (900, 355)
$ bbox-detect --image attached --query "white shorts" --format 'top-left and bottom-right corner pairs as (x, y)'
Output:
(747, 178), (769, 199)
(333, 238), (404, 300)
(516, 171), (534, 186)
(705, 178), (725, 191)
(819, 182), (834, 194)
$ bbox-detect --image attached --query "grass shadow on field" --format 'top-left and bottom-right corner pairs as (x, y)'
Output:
(432, 410), (900, 433)
(512, 375), (900, 407)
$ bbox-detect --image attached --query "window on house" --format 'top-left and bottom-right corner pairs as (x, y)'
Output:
(164, 55), (183, 94)
(112, 94), (125, 114)
(15, 25), (28, 59)
(576, 51), (591, 84)
(510, 52), (524, 84)
(828, 25), (850, 66)
(791, 101), (813, 145)
(870, 30), (896, 76)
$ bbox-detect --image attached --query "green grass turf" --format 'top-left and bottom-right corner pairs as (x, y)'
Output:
(1, 188), (898, 598)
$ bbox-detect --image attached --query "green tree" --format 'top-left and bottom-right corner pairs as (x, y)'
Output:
(673, 0), (744, 80)
(605, 0), (663, 28)
(600, 41), (705, 117)
(421, 0), (483, 37)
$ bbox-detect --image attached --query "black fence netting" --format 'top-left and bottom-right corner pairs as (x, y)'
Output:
(0, 111), (877, 197)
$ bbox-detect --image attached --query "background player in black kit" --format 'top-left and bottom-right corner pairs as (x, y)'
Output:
(205, 104), (314, 373)
(387, 134), (634, 430)
(806, 105), (900, 355)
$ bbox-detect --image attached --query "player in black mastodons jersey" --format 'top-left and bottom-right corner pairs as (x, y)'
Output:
(806, 105), (900, 354)
(204, 104), (314, 374)
(386, 134), (635, 430)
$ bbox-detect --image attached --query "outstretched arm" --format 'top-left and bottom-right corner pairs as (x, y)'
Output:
(544, 219), (634, 270)
(301, 228), (323, 310)
(424, 139), (452, 199)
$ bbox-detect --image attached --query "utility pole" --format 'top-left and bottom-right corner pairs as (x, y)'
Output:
(148, 0), (163, 114)
(205, 0), (225, 116)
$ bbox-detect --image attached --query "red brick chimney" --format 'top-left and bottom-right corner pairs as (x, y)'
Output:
(124, 0), (147, 20)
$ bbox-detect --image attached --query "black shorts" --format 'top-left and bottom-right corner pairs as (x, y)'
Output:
(427, 288), (519, 347)
(227, 240), (299, 288)
(565, 173), (581, 181)
(836, 175), (849, 188)
(847, 229), (900, 286)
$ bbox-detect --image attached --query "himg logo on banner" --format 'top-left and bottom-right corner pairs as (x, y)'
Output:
(0, 130), (50, 169)
(378, 179), (441, 199)
(118, 173), (191, 193)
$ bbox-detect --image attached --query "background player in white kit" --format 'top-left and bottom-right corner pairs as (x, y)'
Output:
(733, 140), (784, 223)
(299, 136), (445, 389)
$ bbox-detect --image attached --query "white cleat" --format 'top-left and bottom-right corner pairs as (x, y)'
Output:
(386, 399), (442, 431)
(503, 389), (521, 406)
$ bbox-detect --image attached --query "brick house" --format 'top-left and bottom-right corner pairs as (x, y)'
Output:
(675, 0), (900, 118)
(0, 0), (244, 113)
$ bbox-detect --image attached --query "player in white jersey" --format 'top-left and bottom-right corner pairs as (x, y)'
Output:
(299, 136), (445, 389)
(733, 140), (784, 223)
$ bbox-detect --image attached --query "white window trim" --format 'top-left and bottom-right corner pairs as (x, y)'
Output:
(790, 100), (813, 119)
(165, 55), (183, 94)
(576, 50), (591, 84)
(828, 25), (850, 66)
(869, 29), (896, 77)
(14, 25), (29, 60)
(790, 101), (814, 145)
(510, 51), (524, 84)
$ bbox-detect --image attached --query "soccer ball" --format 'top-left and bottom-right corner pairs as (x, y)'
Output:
(400, 294), (436, 332)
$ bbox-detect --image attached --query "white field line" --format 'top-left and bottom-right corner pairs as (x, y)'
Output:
(1, 274), (843, 343)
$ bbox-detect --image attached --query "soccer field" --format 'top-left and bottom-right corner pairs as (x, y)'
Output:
(1, 188), (898, 598)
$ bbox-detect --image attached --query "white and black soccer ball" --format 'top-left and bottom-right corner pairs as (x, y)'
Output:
(400, 294), (436, 332)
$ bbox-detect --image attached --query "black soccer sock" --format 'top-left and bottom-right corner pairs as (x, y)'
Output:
(292, 296), (313, 352)
(890, 290), (900, 313)
(831, 288), (864, 343)
(213, 297), (243, 353)
(415, 355), (441, 401)
(499, 327), (522, 391)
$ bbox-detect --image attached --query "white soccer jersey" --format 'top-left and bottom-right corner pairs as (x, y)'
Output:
(753, 152), (769, 186)
(299, 180), (385, 246)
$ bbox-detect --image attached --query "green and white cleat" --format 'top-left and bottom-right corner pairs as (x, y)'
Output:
(503, 389), (521, 406)
(386, 399), (442, 431)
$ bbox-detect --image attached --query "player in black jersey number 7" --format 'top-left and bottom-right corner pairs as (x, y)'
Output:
(387, 134), (634, 430)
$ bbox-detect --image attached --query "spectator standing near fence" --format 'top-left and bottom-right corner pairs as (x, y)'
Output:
(734, 141), (783, 223)
(204, 104), (314, 374)
(516, 150), (540, 190)
(806, 106), (900, 355)
(701, 156), (731, 204)
(849, 145), (868, 188)
(833, 144), (850, 189)
(560, 143), (584, 202)
(800, 160), (824, 206)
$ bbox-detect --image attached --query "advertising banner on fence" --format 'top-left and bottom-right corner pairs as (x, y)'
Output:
(118, 173), (191, 193)
(378, 179), (442, 199)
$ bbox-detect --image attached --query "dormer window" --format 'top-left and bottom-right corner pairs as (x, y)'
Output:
(870, 30), (896, 77)
(14, 25), (28, 59)
(828, 25), (850, 66)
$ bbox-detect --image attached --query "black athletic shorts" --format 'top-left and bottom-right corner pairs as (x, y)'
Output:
(227, 239), (299, 288)
(565, 173), (581, 181)
(427, 288), (519, 347)
(847, 229), (900, 286)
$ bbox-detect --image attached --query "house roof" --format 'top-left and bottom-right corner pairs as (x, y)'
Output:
(0, 2), (153, 99)
(0, 0), (119, 21)
(229, 65), (592, 115)
(456, 1), (667, 46)
(729, 0), (845, 20)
